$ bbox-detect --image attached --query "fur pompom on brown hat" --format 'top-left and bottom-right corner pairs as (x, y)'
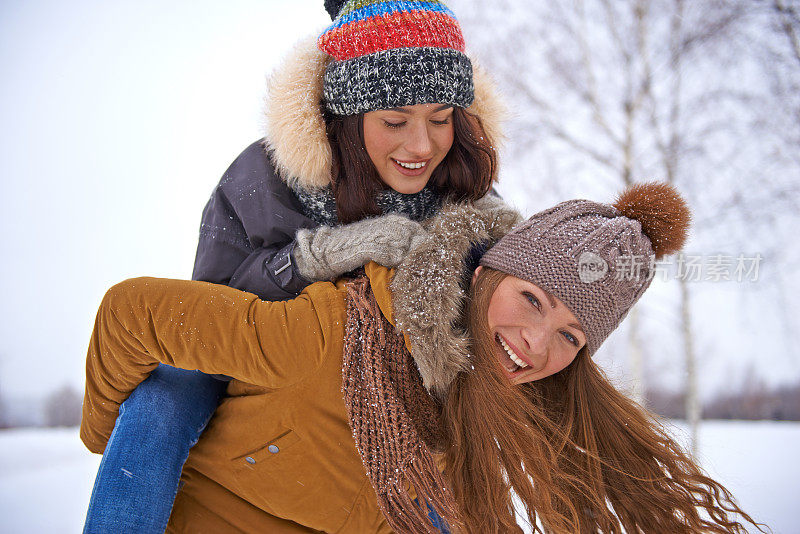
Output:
(480, 182), (691, 355)
(613, 181), (691, 260)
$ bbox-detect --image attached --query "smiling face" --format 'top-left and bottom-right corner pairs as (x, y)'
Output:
(362, 103), (455, 194)
(474, 267), (587, 385)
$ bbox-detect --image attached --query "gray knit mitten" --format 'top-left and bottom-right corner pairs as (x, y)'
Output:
(293, 214), (427, 281)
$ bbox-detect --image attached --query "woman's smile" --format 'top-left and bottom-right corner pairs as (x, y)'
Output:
(495, 333), (532, 375)
(392, 158), (431, 176)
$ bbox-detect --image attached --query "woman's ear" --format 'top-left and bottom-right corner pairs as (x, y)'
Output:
(471, 265), (483, 287)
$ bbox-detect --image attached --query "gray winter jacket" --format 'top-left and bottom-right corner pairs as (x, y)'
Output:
(191, 140), (316, 300)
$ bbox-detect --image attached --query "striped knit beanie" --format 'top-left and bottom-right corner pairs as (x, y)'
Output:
(318, 0), (474, 116)
(480, 182), (691, 356)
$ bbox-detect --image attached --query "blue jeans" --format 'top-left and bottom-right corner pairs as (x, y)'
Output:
(83, 364), (226, 534)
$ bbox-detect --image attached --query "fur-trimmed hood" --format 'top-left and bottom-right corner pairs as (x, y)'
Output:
(262, 34), (508, 192)
(390, 196), (522, 398)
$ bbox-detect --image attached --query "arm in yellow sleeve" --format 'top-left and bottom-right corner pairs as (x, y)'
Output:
(80, 276), (344, 453)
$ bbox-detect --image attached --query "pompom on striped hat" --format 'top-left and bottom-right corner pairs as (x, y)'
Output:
(318, 0), (474, 116)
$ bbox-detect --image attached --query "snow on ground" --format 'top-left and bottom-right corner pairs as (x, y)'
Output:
(0, 421), (797, 533)
(0, 427), (100, 533)
(669, 420), (800, 534)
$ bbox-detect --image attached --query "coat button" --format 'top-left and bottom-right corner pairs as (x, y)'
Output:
(245, 456), (256, 464)
(268, 445), (279, 454)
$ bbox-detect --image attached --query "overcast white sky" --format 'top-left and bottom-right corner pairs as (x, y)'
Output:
(0, 0), (330, 398)
(1, 0), (798, 403)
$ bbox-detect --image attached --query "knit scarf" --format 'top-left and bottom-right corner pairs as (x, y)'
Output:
(342, 277), (459, 534)
(293, 184), (443, 227)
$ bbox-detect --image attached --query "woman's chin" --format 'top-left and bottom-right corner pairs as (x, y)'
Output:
(383, 180), (429, 195)
(378, 167), (433, 194)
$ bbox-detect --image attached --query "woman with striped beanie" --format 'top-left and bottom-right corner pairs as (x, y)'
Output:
(82, 1), (508, 532)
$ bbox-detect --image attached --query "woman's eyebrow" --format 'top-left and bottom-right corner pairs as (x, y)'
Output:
(540, 287), (586, 334)
(569, 322), (585, 334)
(540, 288), (557, 309)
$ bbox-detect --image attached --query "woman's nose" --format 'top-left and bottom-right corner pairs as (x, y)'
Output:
(404, 123), (433, 157)
(520, 327), (548, 363)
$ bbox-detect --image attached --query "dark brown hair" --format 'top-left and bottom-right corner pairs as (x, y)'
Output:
(442, 267), (766, 533)
(325, 107), (497, 224)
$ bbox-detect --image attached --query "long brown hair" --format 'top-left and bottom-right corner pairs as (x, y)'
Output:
(325, 107), (496, 224)
(442, 267), (766, 533)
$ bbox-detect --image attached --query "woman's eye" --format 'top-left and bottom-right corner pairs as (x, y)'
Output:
(562, 331), (579, 347)
(383, 120), (405, 129)
(430, 118), (451, 125)
(523, 292), (541, 311)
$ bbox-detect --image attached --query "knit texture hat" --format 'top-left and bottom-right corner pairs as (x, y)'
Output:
(480, 182), (691, 355)
(318, 0), (474, 115)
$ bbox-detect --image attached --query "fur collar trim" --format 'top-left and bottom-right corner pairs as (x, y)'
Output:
(390, 196), (523, 398)
(262, 35), (508, 192)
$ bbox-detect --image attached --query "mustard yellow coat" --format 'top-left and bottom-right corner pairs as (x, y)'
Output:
(82, 263), (400, 533)
(81, 201), (521, 533)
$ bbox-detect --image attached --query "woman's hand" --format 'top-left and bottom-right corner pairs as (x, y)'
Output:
(293, 214), (427, 281)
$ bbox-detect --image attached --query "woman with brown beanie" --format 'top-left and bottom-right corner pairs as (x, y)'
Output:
(82, 1), (506, 531)
(81, 182), (765, 533)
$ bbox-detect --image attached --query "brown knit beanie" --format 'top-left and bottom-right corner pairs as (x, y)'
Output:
(480, 182), (691, 355)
